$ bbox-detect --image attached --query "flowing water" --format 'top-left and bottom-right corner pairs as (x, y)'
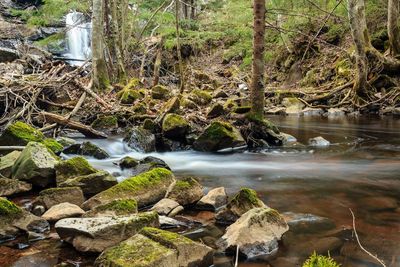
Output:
(64, 12), (91, 66)
(2, 115), (400, 266)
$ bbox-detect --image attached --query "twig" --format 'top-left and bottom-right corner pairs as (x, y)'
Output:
(234, 245), (240, 267)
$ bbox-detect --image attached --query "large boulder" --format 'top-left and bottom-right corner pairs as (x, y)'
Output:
(33, 187), (85, 210)
(197, 187), (228, 211)
(193, 121), (246, 152)
(55, 212), (159, 253)
(123, 127), (156, 153)
(95, 227), (213, 267)
(162, 114), (190, 141)
(218, 208), (289, 259)
(0, 121), (44, 146)
(11, 142), (58, 188)
(216, 188), (265, 225)
(42, 202), (85, 222)
(166, 177), (204, 206)
(83, 199), (138, 218)
(0, 177), (31, 197)
(59, 171), (118, 196)
(55, 156), (97, 185)
(82, 168), (175, 210)
(0, 151), (21, 178)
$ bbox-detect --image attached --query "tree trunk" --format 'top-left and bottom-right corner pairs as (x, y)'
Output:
(153, 38), (163, 87)
(250, 0), (266, 118)
(347, 0), (368, 96)
(92, 0), (110, 90)
(110, 0), (127, 82)
(388, 0), (400, 56)
(175, 0), (185, 93)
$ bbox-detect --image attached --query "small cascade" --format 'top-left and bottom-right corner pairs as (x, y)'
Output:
(65, 11), (91, 66)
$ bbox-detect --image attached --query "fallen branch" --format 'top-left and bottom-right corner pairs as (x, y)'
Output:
(0, 146), (25, 151)
(72, 79), (112, 109)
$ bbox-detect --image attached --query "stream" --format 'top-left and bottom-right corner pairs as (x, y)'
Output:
(2, 115), (400, 266)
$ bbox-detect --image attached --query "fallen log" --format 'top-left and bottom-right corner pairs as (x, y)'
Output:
(40, 111), (107, 138)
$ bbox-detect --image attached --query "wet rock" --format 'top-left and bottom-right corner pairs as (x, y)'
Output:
(282, 98), (305, 115)
(218, 207), (289, 259)
(42, 202), (85, 222)
(59, 171), (118, 196)
(82, 168), (175, 210)
(84, 199), (138, 217)
(167, 177), (204, 206)
(282, 212), (336, 234)
(266, 107), (286, 115)
(55, 156), (97, 185)
(159, 215), (188, 228)
(116, 156), (139, 169)
(34, 187), (84, 210)
(327, 108), (346, 116)
(56, 137), (76, 147)
(193, 121), (246, 152)
(127, 156), (170, 176)
(247, 118), (283, 148)
(281, 133), (297, 145)
(32, 205), (45, 216)
(197, 187), (228, 211)
(0, 121), (44, 146)
(0, 177), (32, 197)
(151, 85), (171, 100)
(95, 227), (213, 267)
(63, 142), (110, 159)
(11, 142), (58, 188)
(302, 107), (324, 116)
(189, 89), (213, 106)
(360, 196), (398, 211)
(0, 151), (21, 178)
(207, 103), (226, 118)
(162, 114), (190, 141)
(308, 136), (330, 147)
(151, 198), (181, 216)
(0, 47), (18, 62)
(55, 212), (159, 252)
(216, 188), (265, 225)
(123, 127), (156, 153)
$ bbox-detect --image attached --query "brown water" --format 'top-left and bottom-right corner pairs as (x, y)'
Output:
(1, 115), (399, 266)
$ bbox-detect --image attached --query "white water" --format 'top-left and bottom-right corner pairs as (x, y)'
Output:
(65, 12), (91, 66)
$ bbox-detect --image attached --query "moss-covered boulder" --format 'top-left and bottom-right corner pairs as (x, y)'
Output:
(162, 114), (190, 141)
(188, 89), (212, 106)
(55, 156), (97, 185)
(0, 177), (32, 197)
(151, 85), (171, 100)
(0, 197), (23, 223)
(193, 121), (246, 152)
(118, 88), (143, 104)
(95, 227), (213, 267)
(167, 177), (204, 206)
(117, 156), (139, 169)
(11, 142), (58, 188)
(216, 188), (266, 225)
(91, 116), (118, 131)
(59, 171), (118, 196)
(0, 151), (21, 178)
(84, 199), (138, 217)
(42, 138), (64, 154)
(34, 187), (85, 210)
(55, 211), (159, 253)
(143, 118), (157, 133)
(82, 168), (175, 210)
(0, 121), (44, 146)
(123, 127), (156, 153)
(181, 96), (198, 109)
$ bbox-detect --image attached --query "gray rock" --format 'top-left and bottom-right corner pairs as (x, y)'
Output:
(55, 212), (159, 252)
(34, 187), (84, 210)
(302, 107), (324, 116)
(308, 136), (330, 147)
(167, 177), (204, 206)
(63, 142), (110, 159)
(11, 142), (58, 188)
(151, 198), (181, 216)
(123, 127), (156, 153)
(0, 177), (31, 197)
(59, 171), (117, 196)
(42, 202), (85, 221)
(0, 151), (21, 178)
(169, 205), (184, 217)
(197, 187), (228, 211)
(266, 107), (286, 115)
(327, 108), (346, 116)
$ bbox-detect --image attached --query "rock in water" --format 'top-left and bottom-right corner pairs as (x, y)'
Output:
(123, 127), (156, 153)
(11, 142), (58, 188)
(82, 168), (175, 210)
(162, 114), (190, 141)
(95, 227), (213, 267)
(63, 142), (110, 159)
(0, 177), (32, 197)
(282, 212), (335, 234)
(308, 136), (330, 147)
(42, 202), (85, 221)
(197, 187), (228, 211)
(218, 208), (289, 259)
(0, 151), (21, 178)
(55, 156), (97, 185)
(193, 121), (246, 152)
(55, 212), (159, 252)
(166, 177), (204, 206)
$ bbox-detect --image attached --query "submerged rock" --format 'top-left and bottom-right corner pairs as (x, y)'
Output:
(59, 170), (118, 196)
(123, 127), (156, 153)
(308, 136), (330, 147)
(216, 188), (265, 225)
(83, 199), (138, 217)
(218, 207), (289, 259)
(282, 212), (336, 235)
(167, 177), (204, 206)
(162, 114), (190, 141)
(0, 177), (32, 197)
(193, 121), (246, 152)
(82, 168), (175, 210)
(55, 212), (159, 252)
(197, 187), (228, 211)
(0, 121), (44, 146)
(0, 151), (21, 178)
(42, 202), (85, 222)
(11, 142), (58, 188)
(95, 227), (213, 267)
(55, 156), (97, 185)
(360, 196), (398, 211)
(34, 187), (85, 210)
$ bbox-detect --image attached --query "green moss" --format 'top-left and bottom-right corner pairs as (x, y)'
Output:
(302, 252), (340, 267)
(174, 180), (191, 189)
(123, 78), (140, 91)
(119, 156), (139, 169)
(189, 89), (212, 105)
(162, 114), (189, 132)
(118, 89), (143, 104)
(0, 197), (22, 220)
(42, 138), (63, 154)
(91, 116), (118, 129)
(223, 98), (238, 111)
(141, 227), (192, 244)
(55, 156), (97, 184)
(231, 188), (261, 207)
(335, 59), (352, 77)
(202, 121), (236, 140)
(0, 121), (45, 146)
(132, 103), (147, 114)
(95, 199), (138, 215)
(245, 113), (280, 134)
(151, 85), (170, 100)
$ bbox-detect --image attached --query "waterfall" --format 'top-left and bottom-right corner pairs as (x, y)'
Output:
(65, 11), (91, 66)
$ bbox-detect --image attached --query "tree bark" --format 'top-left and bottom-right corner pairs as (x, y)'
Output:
(388, 0), (400, 56)
(92, 0), (110, 90)
(347, 0), (368, 96)
(250, 0), (266, 118)
(175, 0), (185, 93)
(110, 0), (127, 82)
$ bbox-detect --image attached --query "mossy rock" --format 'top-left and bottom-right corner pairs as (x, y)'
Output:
(143, 119), (157, 133)
(118, 156), (139, 169)
(158, 96), (180, 116)
(82, 168), (175, 210)
(0, 121), (44, 146)
(84, 199), (138, 217)
(80, 142), (110, 159)
(118, 89), (143, 105)
(132, 103), (147, 114)
(91, 116), (118, 130)
(193, 121), (246, 152)
(55, 156), (97, 185)
(223, 98), (238, 111)
(36, 186), (85, 209)
(123, 78), (140, 91)
(167, 177), (204, 206)
(151, 85), (171, 100)
(181, 97), (198, 109)
(0, 151), (21, 178)
(188, 89), (212, 106)
(123, 127), (156, 153)
(162, 114), (190, 141)
(42, 138), (64, 154)
(0, 197), (23, 223)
